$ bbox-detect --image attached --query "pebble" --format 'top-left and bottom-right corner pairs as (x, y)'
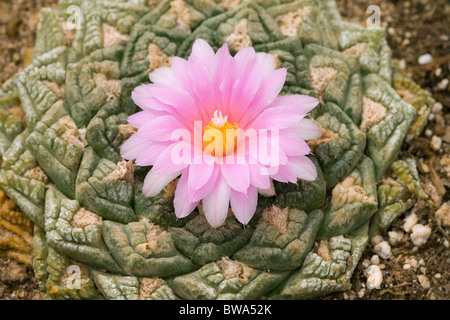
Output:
(435, 202), (450, 227)
(403, 263), (411, 270)
(370, 255), (380, 265)
(430, 135), (442, 151)
(417, 275), (430, 289)
(410, 224), (432, 247)
(357, 288), (366, 298)
(403, 213), (418, 232)
(436, 78), (449, 91)
(361, 259), (371, 269)
(444, 239), (449, 248)
(428, 113), (435, 121)
(371, 234), (384, 246)
(374, 241), (392, 259)
(432, 102), (443, 113)
(424, 129), (433, 138)
(388, 230), (404, 246)
(364, 265), (383, 290)
(434, 273), (441, 279)
(409, 257), (419, 269)
(435, 68), (442, 77)
(418, 53), (433, 65)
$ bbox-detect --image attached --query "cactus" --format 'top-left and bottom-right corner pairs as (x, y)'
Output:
(0, 0), (433, 300)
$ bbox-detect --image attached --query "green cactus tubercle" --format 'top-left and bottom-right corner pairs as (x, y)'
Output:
(0, 0), (433, 300)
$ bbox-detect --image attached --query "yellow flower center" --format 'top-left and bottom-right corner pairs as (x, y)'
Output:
(203, 110), (239, 157)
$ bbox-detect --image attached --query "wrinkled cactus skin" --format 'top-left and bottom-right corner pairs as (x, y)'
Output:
(0, 0), (433, 300)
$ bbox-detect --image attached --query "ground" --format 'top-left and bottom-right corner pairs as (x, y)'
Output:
(0, 0), (448, 300)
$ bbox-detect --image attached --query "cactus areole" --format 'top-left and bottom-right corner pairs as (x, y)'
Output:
(0, 0), (432, 300)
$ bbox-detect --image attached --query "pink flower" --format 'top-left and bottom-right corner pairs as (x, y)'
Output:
(121, 39), (321, 227)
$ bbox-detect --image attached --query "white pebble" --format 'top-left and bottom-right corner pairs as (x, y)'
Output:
(357, 288), (366, 298)
(418, 53), (433, 65)
(361, 259), (371, 269)
(374, 241), (392, 259)
(410, 224), (432, 246)
(370, 255), (380, 265)
(388, 230), (404, 246)
(403, 213), (418, 233)
(431, 135), (442, 151)
(403, 263), (411, 270)
(432, 102), (443, 113)
(436, 78), (449, 91)
(424, 129), (433, 137)
(409, 257), (419, 269)
(371, 234), (384, 246)
(434, 273), (441, 279)
(444, 239), (449, 248)
(364, 265), (383, 290)
(428, 113), (435, 121)
(417, 275), (430, 289)
(435, 68), (442, 77)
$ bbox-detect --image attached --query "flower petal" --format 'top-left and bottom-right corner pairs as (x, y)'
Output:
(296, 118), (322, 140)
(149, 66), (173, 85)
(143, 169), (183, 197)
(191, 38), (216, 68)
(121, 134), (153, 161)
(131, 84), (175, 112)
(137, 115), (185, 142)
(239, 67), (287, 126)
(135, 141), (172, 167)
(174, 171), (199, 219)
(249, 105), (306, 130)
(221, 162), (250, 193)
(190, 164), (219, 202)
(270, 163), (298, 184)
(151, 142), (189, 174)
(188, 158), (215, 191)
(248, 163), (271, 190)
(202, 173), (230, 228)
(269, 95), (319, 114)
(289, 155), (318, 181)
(279, 129), (312, 156)
(230, 186), (258, 225)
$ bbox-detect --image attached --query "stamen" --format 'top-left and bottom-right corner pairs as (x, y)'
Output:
(203, 110), (239, 158)
(211, 110), (228, 127)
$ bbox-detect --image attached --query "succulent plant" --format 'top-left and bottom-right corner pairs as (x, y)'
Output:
(0, 0), (433, 300)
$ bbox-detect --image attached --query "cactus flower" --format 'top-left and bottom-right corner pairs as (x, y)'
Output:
(121, 39), (321, 227)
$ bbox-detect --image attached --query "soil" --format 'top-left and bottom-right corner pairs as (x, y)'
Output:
(0, 0), (448, 300)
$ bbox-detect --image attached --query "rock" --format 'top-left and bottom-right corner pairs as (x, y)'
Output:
(357, 288), (366, 298)
(418, 53), (433, 65)
(430, 135), (442, 152)
(403, 213), (418, 232)
(364, 265), (383, 290)
(370, 255), (380, 265)
(371, 234), (384, 246)
(410, 224), (432, 246)
(435, 202), (450, 227)
(374, 241), (392, 259)
(432, 102), (443, 114)
(436, 78), (449, 91)
(417, 275), (430, 289)
(388, 230), (404, 246)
